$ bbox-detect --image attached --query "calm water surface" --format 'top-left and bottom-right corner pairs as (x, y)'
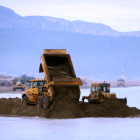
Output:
(0, 117), (140, 140)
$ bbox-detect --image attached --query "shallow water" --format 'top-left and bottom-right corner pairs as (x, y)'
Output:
(0, 87), (140, 140)
(0, 116), (140, 140)
(0, 92), (22, 99)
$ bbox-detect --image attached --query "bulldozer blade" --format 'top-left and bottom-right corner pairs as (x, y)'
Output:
(115, 98), (127, 105)
(104, 98), (127, 105)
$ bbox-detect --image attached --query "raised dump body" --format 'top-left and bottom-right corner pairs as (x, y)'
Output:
(39, 49), (82, 102)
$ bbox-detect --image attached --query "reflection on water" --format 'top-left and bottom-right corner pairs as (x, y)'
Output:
(0, 116), (140, 140)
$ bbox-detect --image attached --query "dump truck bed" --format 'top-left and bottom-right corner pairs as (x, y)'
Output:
(51, 77), (82, 86)
(40, 50), (82, 100)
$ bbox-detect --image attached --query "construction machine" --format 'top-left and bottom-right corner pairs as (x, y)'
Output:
(21, 79), (48, 107)
(13, 78), (25, 91)
(82, 82), (127, 105)
(21, 49), (82, 109)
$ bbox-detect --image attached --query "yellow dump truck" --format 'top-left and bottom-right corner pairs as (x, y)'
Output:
(21, 79), (47, 106)
(13, 78), (25, 91)
(21, 49), (82, 109)
(82, 82), (127, 105)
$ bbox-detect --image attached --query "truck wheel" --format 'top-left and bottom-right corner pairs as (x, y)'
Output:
(36, 96), (43, 108)
(42, 96), (51, 110)
(22, 96), (29, 106)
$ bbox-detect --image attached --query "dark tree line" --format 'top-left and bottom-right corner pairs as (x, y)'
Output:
(21, 74), (36, 82)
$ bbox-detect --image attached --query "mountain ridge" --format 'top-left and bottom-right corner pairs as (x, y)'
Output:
(0, 5), (140, 37)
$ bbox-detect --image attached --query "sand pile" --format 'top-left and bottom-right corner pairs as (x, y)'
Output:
(46, 92), (85, 118)
(0, 96), (140, 118)
(0, 98), (46, 117)
(80, 99), (140, 117)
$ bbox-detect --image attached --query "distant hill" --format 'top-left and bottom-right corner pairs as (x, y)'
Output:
(0, 5), (140, 37)
(0, 75), (14, 82)
(0, 28), (140, 81)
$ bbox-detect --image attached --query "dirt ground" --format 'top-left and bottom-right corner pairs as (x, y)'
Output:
(0, 95), (140, 119)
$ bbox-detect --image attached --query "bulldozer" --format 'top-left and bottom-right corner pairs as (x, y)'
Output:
(13, 78), (25, 91)
(21, 49), (82, 109)
(82, 82), (127, 105)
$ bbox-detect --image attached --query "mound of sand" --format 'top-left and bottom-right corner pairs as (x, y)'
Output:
(0, 96), (140, 118)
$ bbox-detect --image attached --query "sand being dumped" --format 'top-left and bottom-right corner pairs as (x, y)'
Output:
(0, 95), (140, 118)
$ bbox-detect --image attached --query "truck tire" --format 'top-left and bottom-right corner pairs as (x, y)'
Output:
(42, 96), (51, 110)
(36, 96), (43, 108)
(22, 96), (29, 106)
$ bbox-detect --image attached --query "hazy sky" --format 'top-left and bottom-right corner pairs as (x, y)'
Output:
(1, 0), (140, 31)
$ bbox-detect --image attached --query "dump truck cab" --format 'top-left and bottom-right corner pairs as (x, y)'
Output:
(16, 78), (22, 86)
(22, 79), (47, 105)
(82, 82), (127, 105)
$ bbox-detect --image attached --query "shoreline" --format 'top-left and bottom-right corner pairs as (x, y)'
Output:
(1, 85), (140, 93)
(0, 114), (140, 119)
(0, 86), (26, 93)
